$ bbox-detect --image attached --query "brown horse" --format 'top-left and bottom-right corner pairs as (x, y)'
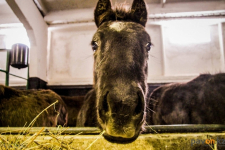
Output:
(60, 95), (85, 126)
(77, 0), (151, 143)
(147, 73), (225, 125)
(0, 85), (68, 127)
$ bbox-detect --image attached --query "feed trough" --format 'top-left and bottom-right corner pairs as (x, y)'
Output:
(0, 125), (225, 149)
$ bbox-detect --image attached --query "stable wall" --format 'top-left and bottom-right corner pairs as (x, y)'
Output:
(15, 0), (48, 82)
(0, 1), (28, 86)
(0, 0), (48, 87)
(163, 24), (221, 76)
(0, 51), (28, 86)
(47, 23), (96, 85)
(1, 1), (225, 87)
(1, 20), (225, 86)
(47, 21), (225, 85)
(47, 23), (165, 85)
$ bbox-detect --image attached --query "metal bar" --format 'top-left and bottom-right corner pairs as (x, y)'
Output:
(26, 64), (29, 89)
(0, 49), (11, 51)
(0, 68), (28, 80)
(5, 50), (10, 86)
(143, 124), (225, 134)
(0, 127), (101, 135)
(1, 48), (29, 85)
(0, 125), (225, 135)
(8, 73), (28, 80)
(148, 10), (225, 19)
(0, 68), (7, 73)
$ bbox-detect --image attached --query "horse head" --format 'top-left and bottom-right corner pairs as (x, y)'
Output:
(92, 0), (151, 143)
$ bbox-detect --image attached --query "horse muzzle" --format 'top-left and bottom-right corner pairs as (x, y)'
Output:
(97, 86), (145, 143)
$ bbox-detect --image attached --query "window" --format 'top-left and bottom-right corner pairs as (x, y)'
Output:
(0, 23), (30, 49)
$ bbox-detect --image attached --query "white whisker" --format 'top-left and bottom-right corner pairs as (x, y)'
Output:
(150, 98), (158, 102)
(146, 107), (156, 113)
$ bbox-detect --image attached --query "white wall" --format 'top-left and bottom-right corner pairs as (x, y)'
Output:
(47, 23), (96, 85)
(0, 49), (7, 85)
(15, 0), (48, 82)
(146, 25), (165, 82)
(48, 23), (166, 85)
(221, 22), (225, 70)
(0, 1), (20, 24)
(0, 1), (225, 86)
(1, 20), (225, 86)
(0, 0), (48, 86)
(0, 0), (27, 86)
(0, 27), (28, 86)
(164, 25), (221, 75)
(47, 20), (225, 85)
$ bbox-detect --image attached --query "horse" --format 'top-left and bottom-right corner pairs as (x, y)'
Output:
(77, 0), (151, 143)
(60, 95), (85, 126)
(0, 84), (68, 127)
(147, 73), (225, 125)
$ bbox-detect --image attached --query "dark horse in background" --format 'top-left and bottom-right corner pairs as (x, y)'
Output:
(77, 0), (151, 143)
(147, 73), (225, 125)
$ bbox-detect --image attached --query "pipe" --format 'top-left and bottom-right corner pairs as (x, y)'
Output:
(1, 125), (225, 135)
(0, 69), (27, 80)
(5, 49), (10, 86)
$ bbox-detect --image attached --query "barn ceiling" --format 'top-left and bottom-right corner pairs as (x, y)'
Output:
(34, 0), (225, 25)
(39, 0), (224, 13)
(0, 0), (19, 24)
(0, 0), (225, 25)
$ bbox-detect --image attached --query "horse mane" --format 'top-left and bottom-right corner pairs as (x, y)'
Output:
(114, 7), (132, 21)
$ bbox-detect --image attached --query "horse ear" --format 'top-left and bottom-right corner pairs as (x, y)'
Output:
(94, 0), (113, 27)
(131, 0), (148, 26)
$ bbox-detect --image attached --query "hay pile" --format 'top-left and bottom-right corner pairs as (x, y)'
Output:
(0, 100), (222, 150)
(0, 100), (105, 150)
(0, 127), (74, 149)
(0, 100), (77, 150)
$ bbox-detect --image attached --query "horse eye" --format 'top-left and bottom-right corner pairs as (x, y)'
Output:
(146, 42), (151, 52)
(91, 41), (98, 51)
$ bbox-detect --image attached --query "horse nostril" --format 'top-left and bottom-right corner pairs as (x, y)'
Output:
(103, 91), (109, 112)
(99, 91), (109, 120)
(134, 91), (144, 116)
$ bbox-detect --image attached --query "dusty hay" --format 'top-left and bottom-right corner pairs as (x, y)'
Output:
(0, 126), (76, 150)
(0, 100), (105, 150)
(1, 100), (220, 150)
(0, 100), (75, 150)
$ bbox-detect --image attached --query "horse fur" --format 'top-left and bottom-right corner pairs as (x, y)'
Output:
(0, 84), (68, 127)
(60, 95), (85, 126)
(147, 73), (225, 125)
